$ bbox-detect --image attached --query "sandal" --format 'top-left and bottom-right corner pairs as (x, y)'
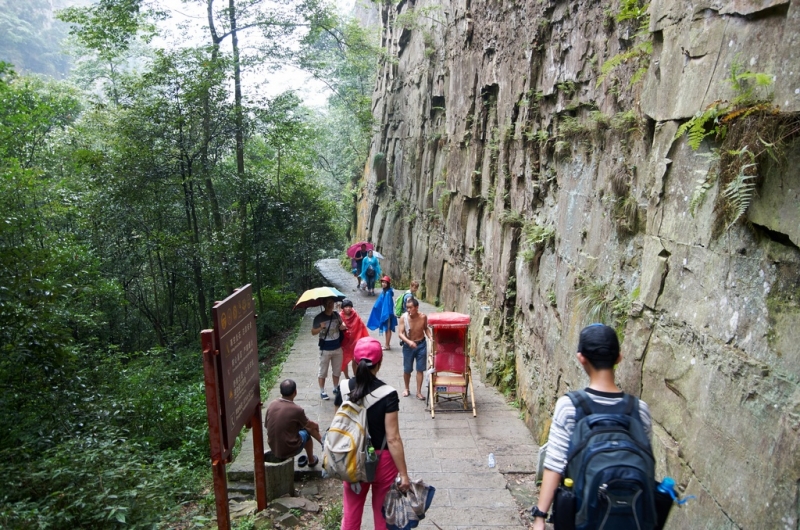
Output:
(308, 456), (319, 467)
(402, 389), (410, 397)
(416, 394), (426, 401)
(297, 455), (308, 467)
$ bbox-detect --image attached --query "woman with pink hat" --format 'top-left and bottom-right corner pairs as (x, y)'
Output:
(335, 337), (411, 529)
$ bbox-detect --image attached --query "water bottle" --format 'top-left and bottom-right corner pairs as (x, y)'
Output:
(552, 478), (576, 530)
(365, 446), (378, 482)
(654, 477), (676, 530)
(487, 453), (496, 468)
(657, 477), (675, 496)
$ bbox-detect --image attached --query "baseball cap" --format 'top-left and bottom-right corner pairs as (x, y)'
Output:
(577, 323), (620, 363)
(354, 337), (383, 366)
(381, 275), (391, 283)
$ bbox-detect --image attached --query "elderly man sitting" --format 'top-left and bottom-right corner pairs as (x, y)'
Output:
(265, 379), (322, 467)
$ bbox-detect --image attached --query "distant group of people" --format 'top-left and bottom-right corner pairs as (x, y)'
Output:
(351, 243), (382, 295)
(263, 246), (435, 529)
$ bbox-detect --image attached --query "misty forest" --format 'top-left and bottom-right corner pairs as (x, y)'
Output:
(1, 0), (371, 527)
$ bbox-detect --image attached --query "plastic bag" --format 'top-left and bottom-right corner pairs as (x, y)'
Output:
(382, 478), (436, 530)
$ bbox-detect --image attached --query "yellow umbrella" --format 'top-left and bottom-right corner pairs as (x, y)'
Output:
(294, 286), (347, 310)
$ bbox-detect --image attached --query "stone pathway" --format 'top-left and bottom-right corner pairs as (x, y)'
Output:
(229, 259), (539, 529)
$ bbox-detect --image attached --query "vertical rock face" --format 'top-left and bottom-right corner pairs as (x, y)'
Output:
(357, 0), (800, 527)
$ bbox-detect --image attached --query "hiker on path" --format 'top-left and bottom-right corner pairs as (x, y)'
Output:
(394, 280), (419, 347)
(334, 337), (411, 530)
(396, 280), (419, 316)
(360, 249), (381, 295)
(311, 298), (347, 400)
(265, 379), (322, 468)
(397, 297), (431, 400)
(339, 299), (369, 379)
(367, 276), (397, 351)
(531, 324), (653, 529)
(352, 243), (368, 289)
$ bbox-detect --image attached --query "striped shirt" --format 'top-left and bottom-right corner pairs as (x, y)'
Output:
(543, 388), (652, 475)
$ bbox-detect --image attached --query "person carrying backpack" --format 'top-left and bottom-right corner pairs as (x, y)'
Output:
(332, 337), (411, 530)
(532, 324), (655, 530)
(394, 280), (419, 318)
(360, 249), (381, 295)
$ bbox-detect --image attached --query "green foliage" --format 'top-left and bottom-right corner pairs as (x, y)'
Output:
(547, 290), (557, 307)
(499, 209), (525, 227)
(257, 288), (301, 342)
(0, 1), (348, 520)
(613, 195), (639, 234)
(0, 0), (71, 77)
(298, 12), (380, 221)
(728, 57), (774, 105)
(720, 147), (757, 230)
(437, 189), (456, 216)
(575, 276), (637, 334)
(556, 80), (577, 96)
(559, 115), (588, 137)
(0, 346), (209, 529)
(611, 110), (640, 132)
(616, 0), (651, 27)
(487, 349), (517, 397)
(676, 61), (775, 151)
(674, 105), (722, 150)
(57, 0), (157, 60)
(0, 426), (203, 528)
(597, 41), (653, 88)
(688, 151), (720, 216)
(528, 128), (550, 143)
(675, 61), (786, 233)
(589, 110), (611, 130)
(520, 222), (555, 262)
(322, 499), (344, 530)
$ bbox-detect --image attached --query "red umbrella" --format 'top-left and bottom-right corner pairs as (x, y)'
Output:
(346, 241), (373, 258)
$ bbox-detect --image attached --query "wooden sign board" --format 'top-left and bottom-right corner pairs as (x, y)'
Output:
(202, 284), (267, 530)
(212, 284), (260, 450)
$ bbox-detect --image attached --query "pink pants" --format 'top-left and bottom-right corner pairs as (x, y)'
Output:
(341, 449), (398, 530)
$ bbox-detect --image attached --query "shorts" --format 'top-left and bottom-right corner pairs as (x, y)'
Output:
(318, 348), (343, 379)
(291, 429), (310, 456)
(402, 340), (427, 373)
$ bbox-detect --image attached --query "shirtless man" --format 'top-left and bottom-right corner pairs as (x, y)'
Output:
(397, 297), (431, 400)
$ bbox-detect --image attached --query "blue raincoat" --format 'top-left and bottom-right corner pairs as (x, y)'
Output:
(359, 255), (382, 282)
(367, 286), (397, 334)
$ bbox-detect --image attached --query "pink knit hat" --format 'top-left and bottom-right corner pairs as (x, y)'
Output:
(354, 337), (383, 366)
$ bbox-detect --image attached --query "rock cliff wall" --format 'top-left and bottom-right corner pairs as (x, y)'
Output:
(355, 0), (800, 527)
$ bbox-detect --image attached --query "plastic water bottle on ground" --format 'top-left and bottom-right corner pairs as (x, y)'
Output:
(487, 453), (496, 468)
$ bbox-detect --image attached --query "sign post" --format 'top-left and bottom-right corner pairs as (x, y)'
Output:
(201, 285), (267, 530)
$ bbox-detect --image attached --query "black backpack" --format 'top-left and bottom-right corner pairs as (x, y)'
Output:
(564, 390), (657, 530)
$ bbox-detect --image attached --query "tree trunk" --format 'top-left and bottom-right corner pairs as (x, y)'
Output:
(203, 0), (233, 293)
(229, 0), (248, 286)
